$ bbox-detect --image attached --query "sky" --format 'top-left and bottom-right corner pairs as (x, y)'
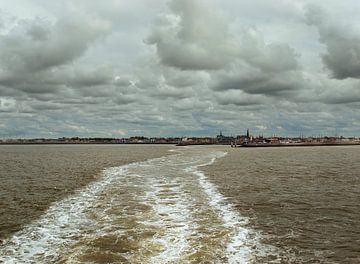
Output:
(0, 0), (360, 138)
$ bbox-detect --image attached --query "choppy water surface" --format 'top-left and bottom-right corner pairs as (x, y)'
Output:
(204, 146), (360, 263)
(1, 146), (274, 263)
(0, 144), (172, 239)
(1, 145), (360, 263)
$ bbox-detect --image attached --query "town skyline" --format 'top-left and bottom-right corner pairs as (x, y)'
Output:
(1, 128), (359, 142)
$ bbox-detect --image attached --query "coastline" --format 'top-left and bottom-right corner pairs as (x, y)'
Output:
(240, 142), (360, 147)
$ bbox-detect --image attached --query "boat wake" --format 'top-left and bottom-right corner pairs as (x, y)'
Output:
(0, 147), (276, 263)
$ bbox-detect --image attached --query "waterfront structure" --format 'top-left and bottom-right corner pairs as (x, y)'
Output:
(1, 131), (359, 147)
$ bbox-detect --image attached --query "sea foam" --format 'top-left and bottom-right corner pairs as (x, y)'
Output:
(0, 165), (131, 263)
(185, 151), (265, 263)
(1, 147), (275, 263)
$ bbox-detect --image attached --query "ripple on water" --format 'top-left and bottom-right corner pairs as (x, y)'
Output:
(0, 147), (278, 263)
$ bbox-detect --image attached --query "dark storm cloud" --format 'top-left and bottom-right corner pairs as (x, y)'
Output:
(306, 5), (360, 79)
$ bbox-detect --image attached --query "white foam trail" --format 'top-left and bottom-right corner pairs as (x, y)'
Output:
(0, 165), (132, 263)
(1, 147), (275, 263)
(132, 155), (196, 262)
(0, 148), (195, 264)
(185, 151), (258, 264)
(141, 183), (194, 263)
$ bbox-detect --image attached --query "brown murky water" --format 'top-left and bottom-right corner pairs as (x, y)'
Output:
(0, 144), (172, 239)
(1, 145), (359, 263)
(204, 146), (360, 263)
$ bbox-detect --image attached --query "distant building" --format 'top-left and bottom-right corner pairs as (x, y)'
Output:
(216, 130), (234, 144)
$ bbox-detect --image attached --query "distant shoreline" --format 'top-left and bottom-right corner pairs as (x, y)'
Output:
(1, 133), (360, 148)
(0, 142), (177, 145)
(240, 142), (360, 148)
(1, 142), (360, 147)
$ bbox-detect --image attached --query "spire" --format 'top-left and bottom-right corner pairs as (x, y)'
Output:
(246, 128), (249, 138)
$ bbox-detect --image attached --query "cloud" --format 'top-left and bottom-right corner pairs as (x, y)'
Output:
(215, 90), (267, 107)
(238, 27), (299, 73)
(0, 97), (17, 112)
(211, 63), (304, 97)
(306, 5), (360, 79)
(317, 78), (360, 104)
(171, 97), (212, 111)
(69, 67), (113, 88)
(0, 1), (360, 138)
(146, 0), (303, 103)
(162, 68), (207, 88)
(150, 84), (193, 99)
(146, 0), (237, 70)
(0, 15), (110, 76)
(147, 0), (299, 74)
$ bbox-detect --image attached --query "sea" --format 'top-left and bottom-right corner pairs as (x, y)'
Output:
(0, 144), (359, 263)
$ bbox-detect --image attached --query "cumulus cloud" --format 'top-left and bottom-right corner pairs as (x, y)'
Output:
(147, 0), (303, 103)
(315, 78), (360, 105)
(211, 61), (305, 98)
(147, 0), (299, 75)
(238, 28), (299, 73)
(0, 15), (110, 75)
(306, 5), (360, 79)
(146, 0), (237, 70)
(0, 0), (360, 138)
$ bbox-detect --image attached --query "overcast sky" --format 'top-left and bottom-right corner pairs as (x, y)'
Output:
(1, 0), (360, 138)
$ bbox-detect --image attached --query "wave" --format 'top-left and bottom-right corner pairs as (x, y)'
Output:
(0, 147), (276, 263)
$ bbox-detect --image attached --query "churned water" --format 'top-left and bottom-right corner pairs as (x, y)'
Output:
(0, 144), (172, 240)
(1, 145), (359, 263)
